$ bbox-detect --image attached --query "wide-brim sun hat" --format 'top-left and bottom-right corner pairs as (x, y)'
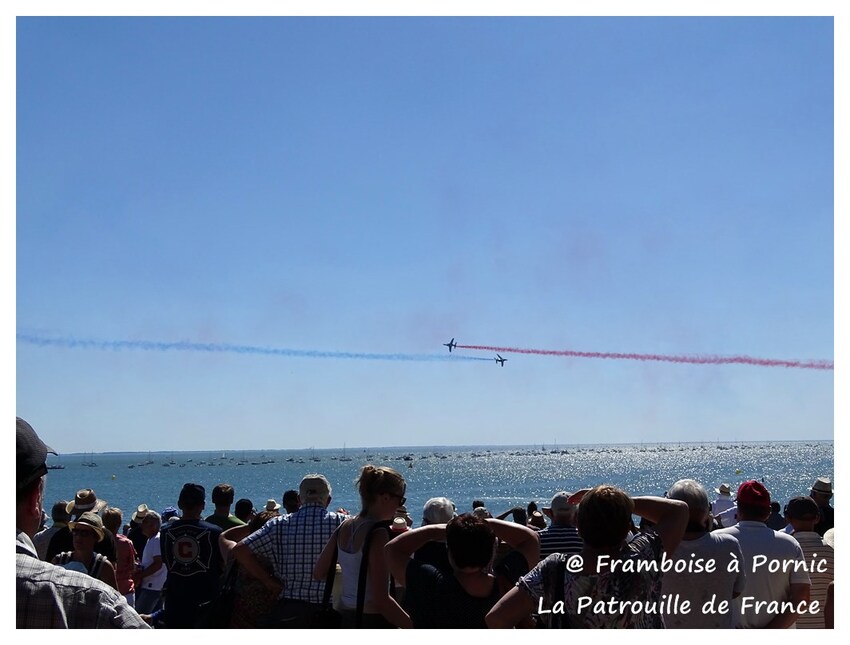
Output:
(66, 489), (108, 515)
(811, 477), (834, 495)
(68, 511), (105, 542)
(131, 503), (150, 523)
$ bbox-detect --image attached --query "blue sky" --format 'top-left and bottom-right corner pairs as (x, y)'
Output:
(15, 16), (835, 453)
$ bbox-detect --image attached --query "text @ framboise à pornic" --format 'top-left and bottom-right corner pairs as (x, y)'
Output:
(536, 552), (827, 617)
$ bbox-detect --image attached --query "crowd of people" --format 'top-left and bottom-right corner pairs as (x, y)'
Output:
(17, 416), (835, 629)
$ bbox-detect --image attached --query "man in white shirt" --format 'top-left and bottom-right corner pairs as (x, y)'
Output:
(716, 481), (811, 628)
(134, 511), (166, 614)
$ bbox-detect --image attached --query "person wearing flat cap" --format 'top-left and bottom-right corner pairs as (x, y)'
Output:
(16, 416), (148, 628)
(716, 480), (812, 628)
(809, 477), (834, 536)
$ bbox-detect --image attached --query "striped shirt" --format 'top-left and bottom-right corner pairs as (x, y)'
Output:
(538, 524), (583, 560)
(16, 531), (149, 629)
(792, 531), (834, 629)
(243, 503), (345, 603)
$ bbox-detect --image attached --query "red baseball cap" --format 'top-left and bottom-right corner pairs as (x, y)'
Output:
(736, 480), (771, 508)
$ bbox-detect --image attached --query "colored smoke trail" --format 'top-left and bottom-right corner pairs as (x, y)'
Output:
(457, 344), (833, 371)
(17, 333), (492, 363)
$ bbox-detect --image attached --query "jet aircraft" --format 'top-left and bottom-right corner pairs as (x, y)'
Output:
(443, 338), (457, 352)
(495, 354), (507, 367)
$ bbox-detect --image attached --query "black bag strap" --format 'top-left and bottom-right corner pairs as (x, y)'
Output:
(222, 558), (239, 593)
(355, 520), (391, 628)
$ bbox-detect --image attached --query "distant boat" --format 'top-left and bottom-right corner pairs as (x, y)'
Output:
(47, 464), (65, 470)
(339, 443), (353, 462)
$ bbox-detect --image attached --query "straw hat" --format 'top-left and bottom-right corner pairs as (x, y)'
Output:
(264, 499), (281, 512)
(131, 504), (150, 523)
(68, 511), (105, 542)
(715, 483), (732, 496)
(810, 477), (833, 496)
(66, 489), (107, 515)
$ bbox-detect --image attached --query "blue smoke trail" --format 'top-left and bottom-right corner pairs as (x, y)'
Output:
(16, 333), (492, 363)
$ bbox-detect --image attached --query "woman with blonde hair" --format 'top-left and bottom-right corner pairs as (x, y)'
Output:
(314, 465), (411, 628)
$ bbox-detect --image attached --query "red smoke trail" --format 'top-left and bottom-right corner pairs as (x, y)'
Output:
(457, 345), (833, 371)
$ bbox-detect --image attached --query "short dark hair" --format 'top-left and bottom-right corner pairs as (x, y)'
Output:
(234, 498), (254, 521)
(471, 500), (485, 509)
(212, 484), (235, 506)
(446, 513), (496, 569)
(282, 489), (300, 512)
(51, 500), (71, 523)
(737, 502), (770, 522)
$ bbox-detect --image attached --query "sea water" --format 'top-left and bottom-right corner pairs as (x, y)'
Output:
(42, 441), (833, 524)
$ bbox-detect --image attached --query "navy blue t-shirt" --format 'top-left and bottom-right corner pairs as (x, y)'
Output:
(160, 519), (223, 628)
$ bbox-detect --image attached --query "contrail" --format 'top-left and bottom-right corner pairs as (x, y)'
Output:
(16, 333), (492, 363)
(457, 344), (833, 371)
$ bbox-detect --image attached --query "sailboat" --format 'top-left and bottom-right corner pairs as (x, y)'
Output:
(339, 443), (352, 462)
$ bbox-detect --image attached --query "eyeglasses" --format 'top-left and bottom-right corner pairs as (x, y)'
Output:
(72, 529), (96, 538)
(392, 493), (407, 506)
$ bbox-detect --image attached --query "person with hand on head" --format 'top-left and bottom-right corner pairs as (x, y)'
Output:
(486, 484), (689, 628)
(16, 417), (148, 628)
(386, 512), (539, 628)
